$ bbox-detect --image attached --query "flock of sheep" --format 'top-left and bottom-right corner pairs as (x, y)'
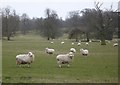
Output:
(15, 40), (118, 68)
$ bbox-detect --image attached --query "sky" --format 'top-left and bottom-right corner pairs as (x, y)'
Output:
(1, 0), (119, 20)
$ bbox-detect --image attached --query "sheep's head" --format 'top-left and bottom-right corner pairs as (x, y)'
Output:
(68, 52), (74, 59)
(28, 52), (33, 57)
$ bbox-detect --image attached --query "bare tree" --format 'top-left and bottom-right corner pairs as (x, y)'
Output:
(67, 11), (82, 42)
(2, 7), (19, 40)
(42, 8), (62, 40)
(20, 13), (30, 35)
(94, 2), (117, 45)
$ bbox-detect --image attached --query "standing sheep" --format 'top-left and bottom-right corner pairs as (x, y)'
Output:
(70, 48), (76, 53)
(71, 42), (74, 45)
(50, 42), (54, 44)
(85, 42), (89, 46)
(113, 43), (118, 47)
(45, 47), (55, 54)
(61, 41), (65, 44)
(16, 52), (35, 67)
(80, 48), (89, 56)
(56, 52), (74, 68)
(77, 42), (81, 46)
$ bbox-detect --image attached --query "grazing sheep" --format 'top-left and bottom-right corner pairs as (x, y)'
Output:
(85, 42), (89, 46)
(70, 48), (76, 53)
(45, 47), (55, 54)
(77, 42), (81, 46)
(50, 42), (54, 44)
(61, 41), (65, 44)
(16, 52), (35, 67)
(113, 43), (118, 47)
(72, 42), (74, 45)
(89, 40), (92, 42)
(80, 48), (89, 56)
(56, 52), (74, 68)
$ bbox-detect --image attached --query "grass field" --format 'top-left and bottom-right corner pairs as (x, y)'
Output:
(2, 34), (118, 83)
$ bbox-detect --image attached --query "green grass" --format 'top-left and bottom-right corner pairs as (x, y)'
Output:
(2, 34), (118, 83)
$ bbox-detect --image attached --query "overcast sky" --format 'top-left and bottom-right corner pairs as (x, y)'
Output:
(1, 0), (119, 20)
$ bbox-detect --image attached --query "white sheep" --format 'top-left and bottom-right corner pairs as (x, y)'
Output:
(45, 47), (55, 54)
(70, 48), (76, 53)
(113, 43), (118, 47)
(61, 41), (65, 44)
(85, 42), (89, 46)
(50, 42), (54, 44)
(79, 40), (81, 42)
(80, 48), (89, 56)
(56, 52), (74, 68)
(89, 40), (92, 42)
(77, 42), (81, 46)
(16, 52), (35, 67)
(71, 42), (74, 45)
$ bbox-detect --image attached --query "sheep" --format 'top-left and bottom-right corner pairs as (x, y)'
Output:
(70, 48), (76, 53)
(50, 42), (54, 44)
(113, 43), (118, 47)
(77, 42), (81, 46)
(16, 52), (35, 67)
(61, 41), (65, 44)
(45, 47), (55, 54)
(71, 42), (74, 45)
(80, 48), (89, 56)
(85, 42), (89, 46)
(56, 52), (74, 68)
(89, 40), (92, 42)
(79, 40), (81, 42)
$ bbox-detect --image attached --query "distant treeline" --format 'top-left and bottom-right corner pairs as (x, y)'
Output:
(1, 2), (118, 45)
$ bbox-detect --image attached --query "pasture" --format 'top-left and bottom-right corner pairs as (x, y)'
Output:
(2, 34), (118, 83)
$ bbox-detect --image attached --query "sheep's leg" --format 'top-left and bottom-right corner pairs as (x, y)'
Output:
(59, 64), (62, 68)
(27, 63), (30, 68)
(16, 61), (21, 67)
(67, 64), (70, 68)
(57, 60), (62, 68)
(67, 63), (70, 68)
(19, 64), (22, 67)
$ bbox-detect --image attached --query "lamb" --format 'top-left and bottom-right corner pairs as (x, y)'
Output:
(61, 41), (65, 44)
(45, 47), (55, 54)
(77, 42), (81, 46)
(71, 42), (74, 45)
(89, 40), (92, 42)
(113, 43), (118, 47)
(70, 48), (76, 53)
(80, 48), (89, 56)
(56, 52), (74, 68)
(50, 42), (54, 44)
(85, 42), (89, 46)
(16, 52), (35, 67)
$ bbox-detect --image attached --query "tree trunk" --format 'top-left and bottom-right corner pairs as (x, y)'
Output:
(75, 37), (79, 42)
(7, 36), (10, 40)
(47, 37), (50, 40)
(101, 36), (106, 45)
(101, 39), (106, 45)
(86, 33), (89, 42)
(100, 29), (106, 45)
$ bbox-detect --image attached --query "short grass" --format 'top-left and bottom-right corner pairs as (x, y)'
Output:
(2, 34), (118, 83)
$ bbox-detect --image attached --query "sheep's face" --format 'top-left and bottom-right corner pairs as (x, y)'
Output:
(28, 52), (33, 57)
(68, 52), (74, 59)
